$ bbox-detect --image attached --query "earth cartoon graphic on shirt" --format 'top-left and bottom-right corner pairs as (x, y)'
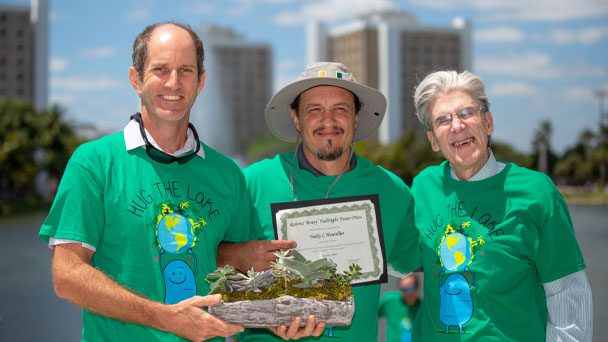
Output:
(149, 202), (207, 304)
(435, 222), (485, 334)
(439, 231), (473, 272)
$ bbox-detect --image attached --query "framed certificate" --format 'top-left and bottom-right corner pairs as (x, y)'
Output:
(271, 194), (387, 286)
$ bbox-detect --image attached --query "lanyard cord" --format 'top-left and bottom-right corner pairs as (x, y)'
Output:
(289, 136), (355, 202)
(289, 135), (300, 202)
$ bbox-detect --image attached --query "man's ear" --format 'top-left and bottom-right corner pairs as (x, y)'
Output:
(196, 69), (206, 96)
(426, 130), (440, 152)
(484, 110), (494, 135)
(128, 67), (142, 95)
(291, 109), (300, 133)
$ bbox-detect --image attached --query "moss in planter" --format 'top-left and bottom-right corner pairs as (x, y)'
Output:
(221, 279), (353, 303)
(208, 250), (361, 303)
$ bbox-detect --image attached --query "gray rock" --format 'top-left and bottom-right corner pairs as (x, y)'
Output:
(208, 295), (355, 328)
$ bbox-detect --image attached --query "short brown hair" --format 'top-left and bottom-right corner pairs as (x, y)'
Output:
(132, 22), (205, 81)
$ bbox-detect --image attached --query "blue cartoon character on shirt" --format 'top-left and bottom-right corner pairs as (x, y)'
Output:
(436, 223), (483, 334)
(154, 202), (206, 304)
(161, 248), (198, 304)
(439, 272), (474, 333)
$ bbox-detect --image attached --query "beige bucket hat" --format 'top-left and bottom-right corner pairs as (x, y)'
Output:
(265, 61), (387, 142)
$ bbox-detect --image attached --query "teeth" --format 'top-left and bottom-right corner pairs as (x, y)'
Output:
(163, 95), (180, 101)
(454, 138), (473, 147)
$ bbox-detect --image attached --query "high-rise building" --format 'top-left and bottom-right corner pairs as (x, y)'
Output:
(191, 24), (272, 160)
(0, 0), (48, 110)
(308, 10), (471, 144)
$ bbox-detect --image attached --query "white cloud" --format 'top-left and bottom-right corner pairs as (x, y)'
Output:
(488, 81), (540, 97)
(50, 57), (68, 73)
(550, 26), (608, 45)
(49, 10), (69, 22)
(275, 0), (395, 26)
(273, 72), (299, 93)
(228, 0), (295, 4)
(272, 59), (303, 92)
(50, 92), (81, 107)
(125, 9), (150, 21)
(558, 86), (596, 102)
(79, 47), (117, 59)
(410, 0), (608, 22)
(476, 52), (605, 79)
(51, 76), (126, 92)
(189, 4), (215, 15)
(474, 26), (524, 43)
(277, 59), (301, 71)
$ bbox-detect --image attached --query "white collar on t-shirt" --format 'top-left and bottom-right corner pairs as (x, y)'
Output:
(450, 148), (506, 181)
(123, 118), (205, 159)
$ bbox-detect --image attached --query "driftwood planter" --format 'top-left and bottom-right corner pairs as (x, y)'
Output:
(209, 295), (355, 328)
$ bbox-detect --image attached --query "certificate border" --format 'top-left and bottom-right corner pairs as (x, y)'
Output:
(271, 194), (387, 286)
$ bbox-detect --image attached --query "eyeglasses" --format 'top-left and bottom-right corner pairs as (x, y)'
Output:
(130, 113), (201, 164)
(400, 285), (417, 292)
(432, 106), (483, 130)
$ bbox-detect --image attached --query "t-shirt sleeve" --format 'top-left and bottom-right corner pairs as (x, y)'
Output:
(39, 144), (105, 248)
(378, 293), (389, 316)
(387, 183), (422, 274)
(243, 163), (274, 241)
(535, 185), (586, 283)
(223, 166), (256, 243)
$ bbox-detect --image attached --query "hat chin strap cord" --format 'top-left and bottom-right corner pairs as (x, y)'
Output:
(289, 133), (355, 202)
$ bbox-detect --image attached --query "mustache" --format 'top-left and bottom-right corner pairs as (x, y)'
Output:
(313, 125), (344, 135)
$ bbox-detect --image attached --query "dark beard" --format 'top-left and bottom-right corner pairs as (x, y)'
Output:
(317, 140), (344, 161)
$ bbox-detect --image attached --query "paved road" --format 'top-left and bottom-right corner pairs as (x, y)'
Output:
(0, 204), (606, 341)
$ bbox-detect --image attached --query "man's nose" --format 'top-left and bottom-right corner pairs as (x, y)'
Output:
(165, 70), (179, 89)
(450, 115), (465, 131)
(319, 108), (337, 122)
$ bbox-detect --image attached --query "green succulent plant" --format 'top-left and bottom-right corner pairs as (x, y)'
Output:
(282, 250), (337, 289)
(228, 268), (275, 293)
(206, 265), (245, 294)
(206, 250), (361, 302)
(271, 249), (298, 288)
(342, 263), (362, 282)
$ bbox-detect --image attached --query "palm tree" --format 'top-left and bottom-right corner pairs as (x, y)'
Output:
(533, 120), (552, 174)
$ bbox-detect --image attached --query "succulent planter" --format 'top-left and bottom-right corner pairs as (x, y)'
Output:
(209, 295), (355, 328)
(206, 250), (360, 328)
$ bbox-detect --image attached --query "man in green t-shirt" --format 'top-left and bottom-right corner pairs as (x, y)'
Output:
(38, 22), (304, 342)
(378, 274), (421, 342)
(218, 62), (421, 341)
(409, 70), (593, 341)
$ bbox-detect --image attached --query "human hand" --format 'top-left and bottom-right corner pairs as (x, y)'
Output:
(162, 294), (243, 342)
(269, 315), (325, 340)
(218, 240), (297, 272)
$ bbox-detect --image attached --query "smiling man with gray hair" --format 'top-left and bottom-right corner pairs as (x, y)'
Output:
(409, 69), (592, 341)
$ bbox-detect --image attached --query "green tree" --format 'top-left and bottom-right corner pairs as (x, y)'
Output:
(355, 129), (443, 186)
(554, 129), (596, 185)
(491, 141), (532, 168)
(245, 131), (294, 165)
(531, 120), (558, 175)
(0, 100), (82, 214)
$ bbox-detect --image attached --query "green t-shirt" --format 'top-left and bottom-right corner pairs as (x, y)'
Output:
(410, 161), (586, 341)
(378, 292), (421, 342)
(39, 132), (253, 342)
(240, 152), (421, 342)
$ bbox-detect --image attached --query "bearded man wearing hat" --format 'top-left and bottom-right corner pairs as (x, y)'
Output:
(218, 62), (421, 341)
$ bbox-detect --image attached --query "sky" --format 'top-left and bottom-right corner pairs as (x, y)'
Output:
(6, 0), (608, 154)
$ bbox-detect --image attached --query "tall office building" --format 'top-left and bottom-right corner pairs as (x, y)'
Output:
(0, 0), (48, 110)
(191, 24), (272, 160)
(308, 10), (471, 144)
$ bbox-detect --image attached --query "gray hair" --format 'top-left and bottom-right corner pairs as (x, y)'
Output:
(413, 70), (490, 130)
